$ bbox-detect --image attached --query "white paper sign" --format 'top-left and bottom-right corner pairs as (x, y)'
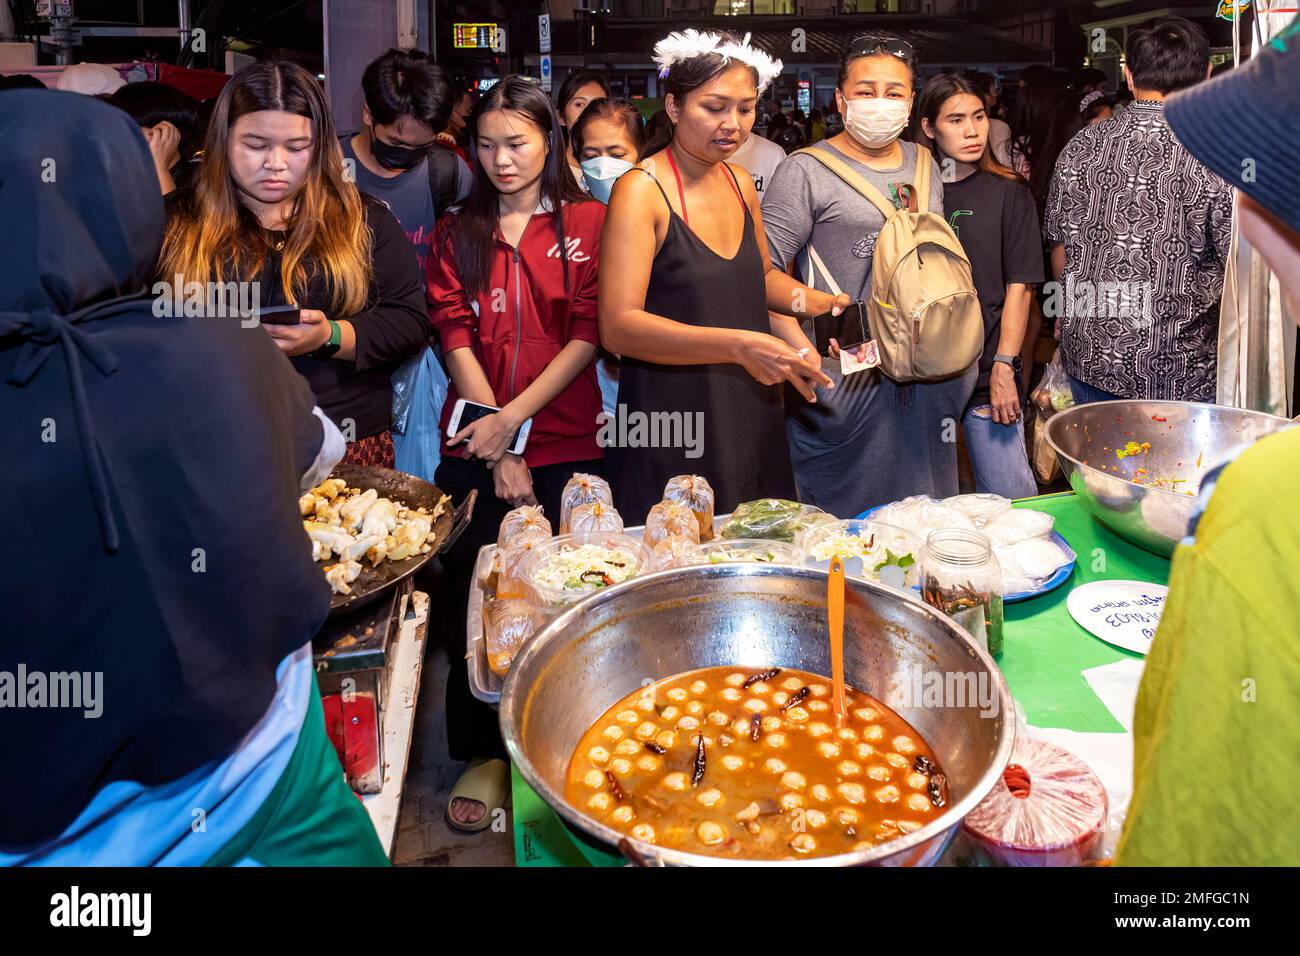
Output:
(1066, 580), (1168, 656)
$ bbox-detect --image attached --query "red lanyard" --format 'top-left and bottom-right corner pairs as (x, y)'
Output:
(665, 146), (744, 225)
(665, 146), (691, 225)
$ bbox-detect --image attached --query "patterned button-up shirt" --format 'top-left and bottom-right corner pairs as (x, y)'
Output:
(1043, 100), (1234, 401)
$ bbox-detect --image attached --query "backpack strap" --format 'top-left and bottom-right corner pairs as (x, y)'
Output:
(913, 143), (932, 215)
(793, 146), (898, 220)
(806, 245), (843, 297)
(427, 146), (460, 220)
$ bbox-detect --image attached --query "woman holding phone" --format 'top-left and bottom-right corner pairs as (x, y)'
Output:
(600, 30), (847, 518)
(160, 61), (428, 466)
(425, 76), (606, 830)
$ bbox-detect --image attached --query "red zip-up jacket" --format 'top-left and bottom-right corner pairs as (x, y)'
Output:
(426, 199), (605, 468)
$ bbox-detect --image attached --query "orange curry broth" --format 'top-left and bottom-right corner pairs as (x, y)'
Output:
(563, 666), (945, 860)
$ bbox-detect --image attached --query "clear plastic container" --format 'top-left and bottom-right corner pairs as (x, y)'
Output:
(919, 529), (1005, 656)
(651, 534), (704, 570)
(798, 519), (922, 589)
(693, 538), (805, 566)
(521, 531), (653, 611)
(558, 473), (613, 535)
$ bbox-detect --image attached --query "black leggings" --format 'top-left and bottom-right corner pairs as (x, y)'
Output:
(434, 455), (605, 762)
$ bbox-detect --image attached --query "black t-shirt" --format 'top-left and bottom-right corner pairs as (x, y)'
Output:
(942, 169), (1044, 407)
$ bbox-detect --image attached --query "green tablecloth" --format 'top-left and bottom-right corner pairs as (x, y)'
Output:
(510, 492), (1170, 866)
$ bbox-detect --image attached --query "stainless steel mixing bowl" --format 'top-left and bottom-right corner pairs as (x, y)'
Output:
(499, 563), (1015, 867)
(1045, 400), (1287, 557)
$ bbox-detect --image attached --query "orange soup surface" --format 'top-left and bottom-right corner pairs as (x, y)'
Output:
(564, 666), (946, 860)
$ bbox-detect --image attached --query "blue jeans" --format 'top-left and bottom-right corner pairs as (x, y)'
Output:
(962, 404), (1038, 499)
(1067, 373), (1123, 405)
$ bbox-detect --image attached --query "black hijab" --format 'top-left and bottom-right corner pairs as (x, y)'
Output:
(0, 91), (333, 848)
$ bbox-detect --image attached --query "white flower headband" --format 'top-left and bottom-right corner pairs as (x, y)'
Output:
(652, 29), (783, 95)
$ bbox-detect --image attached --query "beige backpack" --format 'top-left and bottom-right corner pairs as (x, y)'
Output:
(796, 144), (983, 382)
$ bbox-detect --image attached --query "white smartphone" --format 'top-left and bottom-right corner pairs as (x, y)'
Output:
(446, 398), (533, 456)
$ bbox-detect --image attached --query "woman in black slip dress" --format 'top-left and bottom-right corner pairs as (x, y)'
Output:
(599, 31), (851, 519)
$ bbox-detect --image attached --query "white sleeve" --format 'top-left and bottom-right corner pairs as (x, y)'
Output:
(300, 407), (346, 491)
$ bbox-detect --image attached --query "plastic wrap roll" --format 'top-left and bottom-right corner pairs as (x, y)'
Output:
(962, 737), (1107, 867)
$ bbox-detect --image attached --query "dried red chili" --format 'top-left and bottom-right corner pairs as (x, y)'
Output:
(692, 734), (707, 786)
(605, 770), (626, 801)
(780, 687), (810, 712)
(749, 713), (761, 742)
(743, 667), (781, 689)
(643, 740), (666, 755)
(928, 772), (948, 808)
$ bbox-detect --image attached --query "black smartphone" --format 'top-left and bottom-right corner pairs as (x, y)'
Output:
(446, 399), (533, 456)
(255, 304), (302, 326)
(812, 300), (869, 355)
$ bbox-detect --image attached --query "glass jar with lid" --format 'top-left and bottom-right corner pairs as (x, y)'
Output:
(919, 529), (1005, 657)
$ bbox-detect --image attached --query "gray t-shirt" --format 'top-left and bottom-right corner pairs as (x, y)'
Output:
(760, 139), (974, 516)
(339, 134), (473, 276)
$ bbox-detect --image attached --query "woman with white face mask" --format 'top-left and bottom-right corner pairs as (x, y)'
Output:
(761, 36), (979, 516)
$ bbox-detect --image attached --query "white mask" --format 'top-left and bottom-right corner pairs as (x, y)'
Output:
(843, 98), (911, 149)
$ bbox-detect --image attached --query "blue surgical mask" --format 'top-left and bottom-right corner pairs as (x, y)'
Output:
(579, 155), (635, 204)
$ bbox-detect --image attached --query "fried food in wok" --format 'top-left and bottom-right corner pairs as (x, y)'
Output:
(301, 478), (449, 593)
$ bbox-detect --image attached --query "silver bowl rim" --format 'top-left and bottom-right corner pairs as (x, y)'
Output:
(499, 560), (1017, 867)
(1043, 399), (1288, 501)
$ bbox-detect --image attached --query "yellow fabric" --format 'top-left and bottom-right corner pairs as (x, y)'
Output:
(1117, 428), (1300, 865)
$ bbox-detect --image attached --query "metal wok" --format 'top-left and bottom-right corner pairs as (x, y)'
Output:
(325, 464), (474, 616)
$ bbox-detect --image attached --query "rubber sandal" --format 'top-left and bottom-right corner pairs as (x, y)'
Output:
(445, 757), (510, 833)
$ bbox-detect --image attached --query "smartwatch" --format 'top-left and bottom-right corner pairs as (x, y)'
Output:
(993, 353), (1022, 373)
(310, 319), (342, 359)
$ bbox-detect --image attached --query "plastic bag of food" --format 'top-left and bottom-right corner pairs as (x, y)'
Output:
(484, 598), (546, 679)
(651, 534), (701, 570)
(718, 499), (824, 542)
(983, 508), (1054, 548)
(497, 534), (550, 600)
(944, 493), (1012, 527)
(872, 495), (976, 535)
(643, 499), (701, 547)
(497, 504), (552, 552)
(1030, 348), (1075, 419)
(559, 473), (613, 534)
(662, 474), (716, 541)
(568, 500), (624, 535)
(1032, 411), (1060, 483)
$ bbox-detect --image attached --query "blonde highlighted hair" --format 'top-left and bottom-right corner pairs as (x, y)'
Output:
(160, 60), (371, 315)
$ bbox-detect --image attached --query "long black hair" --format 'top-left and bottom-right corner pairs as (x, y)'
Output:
(1028, 90), (1112, 210)
(913, 73), (1021, 184)
(1007, 72), (1059, 175)
(451, 75), (587, 299)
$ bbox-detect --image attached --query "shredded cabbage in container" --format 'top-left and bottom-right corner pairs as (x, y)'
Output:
(531, 543), (639, 592)
(707, 546), (782, 563)
(806, 531), (877, 562)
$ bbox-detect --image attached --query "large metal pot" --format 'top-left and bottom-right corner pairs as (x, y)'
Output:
(1045, 400), (1287, 557)
(500, 563), (1015, 866)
